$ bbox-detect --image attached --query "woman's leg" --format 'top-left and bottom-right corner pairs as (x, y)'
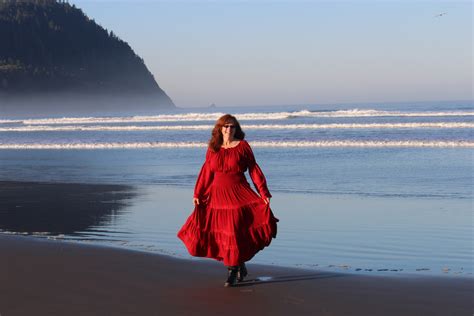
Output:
(238, 262), (248, 282)
(224, 266), (239, 287)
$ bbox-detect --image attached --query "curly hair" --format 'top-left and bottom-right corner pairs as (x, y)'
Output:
(208, 114), (245, 152)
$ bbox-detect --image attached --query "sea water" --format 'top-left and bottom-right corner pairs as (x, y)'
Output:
(0, 100), (472, 276)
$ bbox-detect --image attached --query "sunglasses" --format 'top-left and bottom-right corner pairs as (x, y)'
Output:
(223, 124), (236, 129)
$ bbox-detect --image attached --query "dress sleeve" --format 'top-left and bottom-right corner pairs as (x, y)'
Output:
(193, 148), (214, 199)
(244, 141), (272, 198)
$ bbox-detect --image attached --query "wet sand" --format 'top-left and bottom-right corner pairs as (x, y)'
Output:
(1, 181), (472, 276)
(0, 181), (136, 234)
(1, 234), (472, 316)
(1, 181), (472, 315)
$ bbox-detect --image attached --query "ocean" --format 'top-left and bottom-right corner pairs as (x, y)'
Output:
(0, 100), (472, 276)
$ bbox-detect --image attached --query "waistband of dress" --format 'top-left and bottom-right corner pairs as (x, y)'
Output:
(213, 172), (246, 184)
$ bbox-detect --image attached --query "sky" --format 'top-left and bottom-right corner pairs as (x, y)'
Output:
(71, 0), (472, 107)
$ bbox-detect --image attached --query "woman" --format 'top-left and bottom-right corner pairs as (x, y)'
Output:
(178, 114), (278, 287)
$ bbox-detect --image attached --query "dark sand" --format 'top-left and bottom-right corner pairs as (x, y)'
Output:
(1, 235), (472, 316)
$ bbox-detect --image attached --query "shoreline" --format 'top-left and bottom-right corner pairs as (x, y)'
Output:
(2, 234), (473, 316)
(2, 231), (472, 279)
(0, 180), (471, 278)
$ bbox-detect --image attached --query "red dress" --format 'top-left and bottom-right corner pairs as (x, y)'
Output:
(177, 140), (278, 266)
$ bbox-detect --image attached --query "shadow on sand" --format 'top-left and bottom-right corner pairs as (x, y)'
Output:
(235, 272), (346, 287)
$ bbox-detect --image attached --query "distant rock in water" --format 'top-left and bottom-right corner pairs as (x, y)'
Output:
(0, 0), (174, 115)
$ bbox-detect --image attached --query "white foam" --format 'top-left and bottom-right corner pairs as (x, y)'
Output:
(315, 109), (474, 118)
(250, 140), (474, 148)
(247, 122), (474, 129)
(0, 140), (472, 149)
(1, 109), (472, 125)
(0, 119), (23, 124)
(0, 122), (472, 132)
(0, 125), (214, 132)
(0, 142), (207, 149)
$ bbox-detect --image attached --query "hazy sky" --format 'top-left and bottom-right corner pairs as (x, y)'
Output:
(71, 0), (472, 107)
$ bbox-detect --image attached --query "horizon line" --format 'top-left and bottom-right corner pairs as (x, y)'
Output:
(176, 99), (474, 109)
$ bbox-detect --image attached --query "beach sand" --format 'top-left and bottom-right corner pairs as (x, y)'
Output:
(1, 234), (472, 316)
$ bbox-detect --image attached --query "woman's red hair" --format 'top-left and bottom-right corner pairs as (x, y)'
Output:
(208, 114), (245, 152)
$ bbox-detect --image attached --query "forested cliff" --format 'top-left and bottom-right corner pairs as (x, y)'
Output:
(0, 0), (174, 113)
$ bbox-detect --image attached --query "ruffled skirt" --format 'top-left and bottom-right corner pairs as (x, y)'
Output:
(177, 172), (278, 266)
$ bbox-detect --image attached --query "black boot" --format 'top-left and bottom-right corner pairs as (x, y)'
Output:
(238, 263), (248, 282)
(224, 266), (238, 287)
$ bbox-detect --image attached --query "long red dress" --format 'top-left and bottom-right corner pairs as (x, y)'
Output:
(177, 140), (278, 267)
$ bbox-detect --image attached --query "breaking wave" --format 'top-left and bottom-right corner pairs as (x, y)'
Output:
(1, 140), (472, 149)
(1, 109), (473, 125)
(0, 122), (472, 132)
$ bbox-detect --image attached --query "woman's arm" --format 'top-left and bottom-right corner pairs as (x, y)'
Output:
(244, 141), (272, 200)
(193, 148), (214, 205)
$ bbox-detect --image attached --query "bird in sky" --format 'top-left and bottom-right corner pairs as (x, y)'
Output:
(434, 12), (447, 18)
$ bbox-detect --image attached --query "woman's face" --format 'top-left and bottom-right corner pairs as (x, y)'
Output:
(221, 121), (236, 139)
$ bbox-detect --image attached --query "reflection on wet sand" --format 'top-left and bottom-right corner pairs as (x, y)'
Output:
(0, 181), (136, 234)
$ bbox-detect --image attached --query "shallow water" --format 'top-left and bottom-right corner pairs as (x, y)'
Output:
(2, 184), (471, 277)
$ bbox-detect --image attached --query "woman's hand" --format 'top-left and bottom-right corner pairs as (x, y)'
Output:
(193, 197), (200, 206)
(263, 197), (271, 205)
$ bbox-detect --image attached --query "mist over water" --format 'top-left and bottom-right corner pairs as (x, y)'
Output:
(0, 92), (175, 118)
